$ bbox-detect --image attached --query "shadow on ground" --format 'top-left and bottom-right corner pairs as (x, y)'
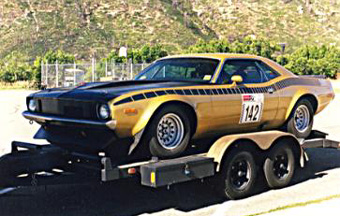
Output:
(1, 148), (340, 216)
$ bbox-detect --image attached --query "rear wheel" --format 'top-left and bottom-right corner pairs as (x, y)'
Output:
(263, 142), (295, 188)
(286, 99), (314, 138)
(219, 150), (257, 199)
(144, 105), (192, 158)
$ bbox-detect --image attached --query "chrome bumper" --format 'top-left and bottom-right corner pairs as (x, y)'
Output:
(22, 111), (116, 130)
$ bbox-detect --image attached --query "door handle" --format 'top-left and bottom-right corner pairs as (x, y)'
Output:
(267, 88), (274, 94)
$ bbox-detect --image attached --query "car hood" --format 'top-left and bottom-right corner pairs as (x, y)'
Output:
(30, 80), (206, 102)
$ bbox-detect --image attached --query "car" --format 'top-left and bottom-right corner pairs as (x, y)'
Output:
(23, 53), (335, 160)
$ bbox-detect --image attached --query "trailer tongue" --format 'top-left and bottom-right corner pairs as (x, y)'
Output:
(0, 130), (339, 200)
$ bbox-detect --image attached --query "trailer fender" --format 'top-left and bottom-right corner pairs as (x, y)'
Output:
(206, 131), (303, 172)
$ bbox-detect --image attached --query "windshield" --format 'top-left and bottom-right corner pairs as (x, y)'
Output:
(135, 58), (220, 82)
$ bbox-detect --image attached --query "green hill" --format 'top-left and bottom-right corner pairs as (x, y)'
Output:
(1, 0), (339, 59)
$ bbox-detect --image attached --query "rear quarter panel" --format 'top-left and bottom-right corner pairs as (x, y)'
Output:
(275, 78), (334, 123)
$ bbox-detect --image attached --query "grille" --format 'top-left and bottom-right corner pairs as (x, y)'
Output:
(40, 99), (98, 120)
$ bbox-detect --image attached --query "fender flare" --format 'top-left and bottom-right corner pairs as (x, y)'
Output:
(284, 91), (318, 120)
(129, 98), (197, 154)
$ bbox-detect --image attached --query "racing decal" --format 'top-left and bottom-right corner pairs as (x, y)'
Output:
(113, 77), (320, 106)
(239, 94), (264, 124)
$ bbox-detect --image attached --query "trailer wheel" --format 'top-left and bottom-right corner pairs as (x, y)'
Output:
(263, 142), (295, 189)
(220, 150), (257, 200)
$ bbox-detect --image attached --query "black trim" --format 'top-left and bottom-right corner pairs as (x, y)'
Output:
(114, 97), (133, 106)
(145, 92), (157, 98)
(132, 94), (146, 101)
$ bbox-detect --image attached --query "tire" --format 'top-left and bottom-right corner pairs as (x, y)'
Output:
(145, 105), (192, 158)
(219, 150), (257, 200)
(286, 99), (314, 138)
(263, 142), (295, 189)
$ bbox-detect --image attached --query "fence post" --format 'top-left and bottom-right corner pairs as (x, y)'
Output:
(141, 62), (144, 70)
(41, 60), (44, 86)
(73, 61), (76, 86)
(55, 60), (59, 87)
(105, 60), (108, 77)
(45, 60), (48, 87)
(130, 59), (133, 80)
(92, 57), (95, 82)
(113, 60), (116, 79)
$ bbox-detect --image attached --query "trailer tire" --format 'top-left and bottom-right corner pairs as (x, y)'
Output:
(220, 150), (257, 200)
(263, 142), (295, 189)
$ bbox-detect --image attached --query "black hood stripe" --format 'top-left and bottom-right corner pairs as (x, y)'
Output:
(113, 77), (320, 106)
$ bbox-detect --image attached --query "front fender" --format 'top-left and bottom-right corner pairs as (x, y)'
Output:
(110, 95), (197, 138)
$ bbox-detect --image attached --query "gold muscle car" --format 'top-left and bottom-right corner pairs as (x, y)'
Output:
(23, 54), (335, 159)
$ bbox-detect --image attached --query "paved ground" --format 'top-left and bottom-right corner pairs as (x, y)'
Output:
(0, 83), (340, 216)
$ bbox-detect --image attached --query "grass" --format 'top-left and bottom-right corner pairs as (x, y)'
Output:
(246, 194), (340, 216)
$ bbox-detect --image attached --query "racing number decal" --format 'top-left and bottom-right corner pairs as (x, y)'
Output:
(240, 94), (264, 124)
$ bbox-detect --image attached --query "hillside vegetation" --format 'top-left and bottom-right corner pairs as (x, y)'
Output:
(1, 0), (340, 60)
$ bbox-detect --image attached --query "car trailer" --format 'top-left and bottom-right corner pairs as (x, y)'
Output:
(0, 130), (339, 199)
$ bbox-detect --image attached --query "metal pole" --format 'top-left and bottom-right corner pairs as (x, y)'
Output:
(41, 60), (44, 86)
(45, 60), (48, 87)
(73, 61), (76, 86)
(55, 60), (59, 87)
(92, 57), (95, 82)
(130, 59), (133, 80)
(112, 60), (115, 80)
(105, 60), (108, 77)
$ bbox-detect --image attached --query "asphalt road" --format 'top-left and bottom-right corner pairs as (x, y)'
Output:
(0, 87), (340, 216)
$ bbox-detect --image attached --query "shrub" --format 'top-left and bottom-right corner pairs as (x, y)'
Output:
(0, 52), (32, 83)
(280, 45), (340, 78)
(187, 36), (280, 60)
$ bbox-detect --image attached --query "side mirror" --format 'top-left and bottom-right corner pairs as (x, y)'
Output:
(231, 75), (243, 84)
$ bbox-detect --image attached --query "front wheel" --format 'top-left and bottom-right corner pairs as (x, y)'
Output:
(145, 105), (192, 158)
(285, 99), (314, 138)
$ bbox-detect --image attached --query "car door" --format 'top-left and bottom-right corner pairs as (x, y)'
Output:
(211, 59), (279, 134)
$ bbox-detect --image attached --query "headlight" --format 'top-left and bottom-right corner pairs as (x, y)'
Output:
(98, 104), (110, 120)
(28, 99), (37, 112)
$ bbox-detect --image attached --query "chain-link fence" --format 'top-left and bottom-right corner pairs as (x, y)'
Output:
(41, 59), (150, 88)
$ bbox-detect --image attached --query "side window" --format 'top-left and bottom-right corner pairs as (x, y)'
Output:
(218, 60), (266, 84)
(256, 61), (280, 80)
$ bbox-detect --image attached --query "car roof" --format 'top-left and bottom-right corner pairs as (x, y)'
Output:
(159, 53), (264, 60)
(158, 53), (296, 78)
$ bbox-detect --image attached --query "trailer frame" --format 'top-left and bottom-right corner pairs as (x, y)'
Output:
(0, 130), (339, 199)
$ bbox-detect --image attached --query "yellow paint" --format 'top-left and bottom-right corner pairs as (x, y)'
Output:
(106, 53), (334, 143)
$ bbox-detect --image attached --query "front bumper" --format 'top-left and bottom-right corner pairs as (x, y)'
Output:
(23, 111), (131, 155)
(22, 111), (116, 130)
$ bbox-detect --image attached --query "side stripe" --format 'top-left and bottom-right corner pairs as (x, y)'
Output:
(113, 77), (320, 106)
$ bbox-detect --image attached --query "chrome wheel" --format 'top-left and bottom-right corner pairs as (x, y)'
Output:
(293, 105), (310, 133)
(156, 113), (184, 150)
